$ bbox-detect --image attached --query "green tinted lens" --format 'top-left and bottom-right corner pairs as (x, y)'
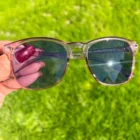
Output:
(87, 40), (133, 84)
(12, 40), (68, 89)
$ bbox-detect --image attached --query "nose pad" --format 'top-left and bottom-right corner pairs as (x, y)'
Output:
(68, 43), (85, 59)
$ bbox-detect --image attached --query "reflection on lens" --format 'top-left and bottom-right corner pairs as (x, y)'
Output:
(12, 40), (68, 89)
(87, 40), (133, 84)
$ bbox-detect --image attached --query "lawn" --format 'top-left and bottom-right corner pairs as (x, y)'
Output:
(0, 0), (140, 140)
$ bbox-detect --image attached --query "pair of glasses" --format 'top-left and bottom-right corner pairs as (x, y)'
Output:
(3, 37), (138, 90)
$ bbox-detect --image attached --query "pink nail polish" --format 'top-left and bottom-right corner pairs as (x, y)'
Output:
(15, 44), (35, 63)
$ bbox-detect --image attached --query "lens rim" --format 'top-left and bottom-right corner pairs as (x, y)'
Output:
(9, 37), (71, 90)
(84, 37), (137, 86)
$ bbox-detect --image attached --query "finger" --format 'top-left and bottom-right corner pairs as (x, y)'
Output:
(15, 61), (45, 76)
(3, 71), (42, 88)
(17, 71), (42, 87)
(0, 83), (17, 95)
(13, 49), (43, 72)
(2, 78), (22, 89)
(0, 54), (11, 81)
(15, 44), (35, 63)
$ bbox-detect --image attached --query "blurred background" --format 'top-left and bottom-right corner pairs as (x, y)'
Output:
(0, 0), (140, 139)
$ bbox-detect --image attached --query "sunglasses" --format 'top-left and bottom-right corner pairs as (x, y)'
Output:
(4, 37), (138, 90)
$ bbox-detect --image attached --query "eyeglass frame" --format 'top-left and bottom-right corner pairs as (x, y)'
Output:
(3, 36), (138, 89)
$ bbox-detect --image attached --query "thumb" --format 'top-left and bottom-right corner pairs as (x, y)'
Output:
(0, 54), (11, 81)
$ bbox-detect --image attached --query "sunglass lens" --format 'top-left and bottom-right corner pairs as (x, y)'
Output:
(87, 39), (133, 85)
(12, 40), (68, 89)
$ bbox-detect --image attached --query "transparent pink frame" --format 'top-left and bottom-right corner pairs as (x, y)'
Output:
(3, 36), (138, 89)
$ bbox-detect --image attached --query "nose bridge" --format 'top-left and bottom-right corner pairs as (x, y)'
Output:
(68, 42), (85, 59)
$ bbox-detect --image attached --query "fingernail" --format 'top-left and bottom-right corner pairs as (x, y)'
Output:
(39, 71), (43, 76)
(15, 44), (35, 63)
(39, 62), (45, 68)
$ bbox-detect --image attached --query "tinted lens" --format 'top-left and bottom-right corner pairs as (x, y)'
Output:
(87, 39), (133, 85)
(12, 40), (68, 89)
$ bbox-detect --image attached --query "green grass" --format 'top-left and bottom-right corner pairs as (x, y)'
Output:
(0, 0), (140, 139)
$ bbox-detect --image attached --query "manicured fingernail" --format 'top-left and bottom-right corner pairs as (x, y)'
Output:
(15, 44), (35, 63)
(39, 71), (43, 76)
(39, 62), (45, 68)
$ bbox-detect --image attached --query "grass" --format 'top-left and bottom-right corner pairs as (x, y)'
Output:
(0, 0), (140, 139)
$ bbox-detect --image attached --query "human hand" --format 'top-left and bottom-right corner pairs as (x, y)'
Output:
(0, 41), (45, 107)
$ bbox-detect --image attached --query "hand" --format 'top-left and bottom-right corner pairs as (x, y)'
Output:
(0, 41), (45, 108)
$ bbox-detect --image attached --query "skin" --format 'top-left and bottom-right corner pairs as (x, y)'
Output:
(0, 41), (45, 107)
